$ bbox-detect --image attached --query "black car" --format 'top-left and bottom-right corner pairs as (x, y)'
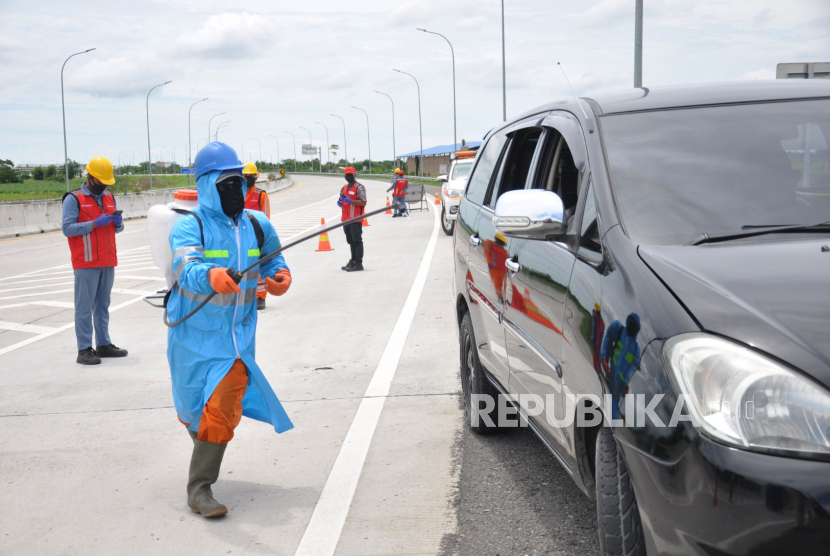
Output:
(452, 80), (830, 555)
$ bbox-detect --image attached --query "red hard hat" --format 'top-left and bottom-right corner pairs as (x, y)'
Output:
(344, 166), (356, 175)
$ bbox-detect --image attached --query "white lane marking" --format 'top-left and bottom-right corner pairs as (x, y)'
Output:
(0, 289), (76, 301)
(0, 300), (75, 310)
(272, 195), (338, 218)
(0, 295), (146, 357)
(112, 288), (158, 296)
(294, 203), (438, 556)
(0, 282), (74, 294)
(0, 321), (56, 334)
(116, 276), (166, 282)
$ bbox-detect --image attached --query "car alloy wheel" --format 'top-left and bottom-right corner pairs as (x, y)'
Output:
(441, 206), (455, 236)
(459, 311), (499, 434)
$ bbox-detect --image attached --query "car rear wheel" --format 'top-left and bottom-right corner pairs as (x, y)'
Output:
(441, 206), (455, 236)
(459, 311), (500, 433)
(595, 426), (647, 556)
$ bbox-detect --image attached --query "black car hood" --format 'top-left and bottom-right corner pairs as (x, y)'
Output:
(639, 238), (830, 388)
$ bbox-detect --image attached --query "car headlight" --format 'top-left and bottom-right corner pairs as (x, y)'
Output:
(664, 333), (830, 456)
(448, 189), (463, 198)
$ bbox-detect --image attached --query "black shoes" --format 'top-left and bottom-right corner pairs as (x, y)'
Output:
(342, 260), (355, 271)
(392, 214), (400, 218)
(96, 344), (128, 358)
(257, 298), (266, 311)
(77, 348), (101, 365)
(345, 262), (364, 272)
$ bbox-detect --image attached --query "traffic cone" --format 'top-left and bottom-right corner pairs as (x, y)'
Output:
(385, 196), (393, 215)
(434, 189), (441, 205)
(362, 217), (370, 227)
(315, 218), (334, 251)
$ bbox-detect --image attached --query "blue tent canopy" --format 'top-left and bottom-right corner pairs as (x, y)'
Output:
(398, 142), (482, 158)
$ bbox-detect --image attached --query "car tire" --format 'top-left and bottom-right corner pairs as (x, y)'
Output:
(595, 426), (647, 556)
(459, 311), (500, 434)
(441, 206), (455, 236)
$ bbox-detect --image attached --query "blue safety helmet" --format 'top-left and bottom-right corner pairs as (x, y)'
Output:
(194, 142), (244, 180)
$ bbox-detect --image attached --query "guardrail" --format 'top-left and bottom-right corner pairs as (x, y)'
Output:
(0, 176), (292, 239)
(289, 171), (442, 183)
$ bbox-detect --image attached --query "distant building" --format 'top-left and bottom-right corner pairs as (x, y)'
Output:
(397, 142), (482, 177)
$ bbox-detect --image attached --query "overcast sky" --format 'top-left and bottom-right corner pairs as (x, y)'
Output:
(1, 0), (828, 166)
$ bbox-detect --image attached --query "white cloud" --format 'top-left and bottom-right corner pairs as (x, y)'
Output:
(740, 68), (776, 80)
(173, 12), (278, 59)
(68, 56), (176, 98)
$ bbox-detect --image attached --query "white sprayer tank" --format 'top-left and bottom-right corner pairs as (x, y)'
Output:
(148, 189), (199, 290)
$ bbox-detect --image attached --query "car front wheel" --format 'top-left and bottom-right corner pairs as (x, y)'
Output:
(595, 426), (647, 556)
(441, 205), (455, 236)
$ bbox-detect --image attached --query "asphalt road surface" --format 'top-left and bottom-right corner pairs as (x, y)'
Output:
(0, 175), (597, 555)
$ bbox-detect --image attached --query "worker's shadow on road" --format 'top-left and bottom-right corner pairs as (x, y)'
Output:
(199, 480), (316, 554)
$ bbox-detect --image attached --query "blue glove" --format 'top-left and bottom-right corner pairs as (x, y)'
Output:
(337, 199), (342, 208)
(341, 196), (352, 204)
(112, 213), (123, 227)
(93, 214), (115, 228)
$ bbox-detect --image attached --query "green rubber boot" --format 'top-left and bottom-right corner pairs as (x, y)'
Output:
(187, 440), (228, 517)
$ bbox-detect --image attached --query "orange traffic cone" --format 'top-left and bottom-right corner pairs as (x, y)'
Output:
(362, 217), (370, 227)
(385, 196), (393, 215)
(315, 218), (334, 251)
(434, 189), (441, 205)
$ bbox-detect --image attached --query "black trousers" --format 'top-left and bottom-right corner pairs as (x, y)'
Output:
(343, 222), (364, 263)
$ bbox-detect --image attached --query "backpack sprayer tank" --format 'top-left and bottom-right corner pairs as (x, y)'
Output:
(148, 189), (199, 290)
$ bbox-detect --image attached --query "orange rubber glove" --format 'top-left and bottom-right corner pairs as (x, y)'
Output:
(265, 269), (292, 296)
(208, 267), (242, 295)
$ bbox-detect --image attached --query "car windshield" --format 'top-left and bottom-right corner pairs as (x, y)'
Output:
(451, 161), (473, 181)
(601, 98), (830, 245)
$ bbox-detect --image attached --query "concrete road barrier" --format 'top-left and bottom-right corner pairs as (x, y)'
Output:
(0, 176), (294, 240)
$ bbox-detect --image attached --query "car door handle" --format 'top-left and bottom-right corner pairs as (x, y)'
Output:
(470, 234), (482, 247)
(505, 259), (521, 274)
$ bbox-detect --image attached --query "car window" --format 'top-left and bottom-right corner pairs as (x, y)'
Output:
(485, 127), (542, 208)
(578, 179), (602, 257)
(530, 129), (582, 228)
(601, 98), (830, 245)
(465, 132), (507, 206)
(451, 160), (473, 181)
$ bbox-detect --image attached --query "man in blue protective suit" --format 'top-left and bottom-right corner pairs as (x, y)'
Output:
(166, 142), (294, 518)
(602, 313), (641, 420)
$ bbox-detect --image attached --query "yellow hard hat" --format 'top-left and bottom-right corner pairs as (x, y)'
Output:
(394, 168), (403, 175)
(242, 162), (259, 175)
(85, 156), (115, 185)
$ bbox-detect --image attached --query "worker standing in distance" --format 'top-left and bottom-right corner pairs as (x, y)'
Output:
(61, 156), (128, 365)
(243, 162), (271, 310)
(338, 166), (367, 272)
(387, 168), (409, 217)
(167, 142), (293, 518)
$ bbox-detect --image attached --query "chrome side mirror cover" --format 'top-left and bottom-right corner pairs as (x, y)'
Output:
(493, 189), (565, 240)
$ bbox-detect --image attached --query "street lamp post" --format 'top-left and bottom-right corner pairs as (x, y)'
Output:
(284, 131), (297, 172)
(351, 106), (371, 174)
(501, 0), (507, 121)
(314, 122), (329, 172)
(146, 80), (172, 189)
(188, 98), (208, 184)
(417, 28), (457, 152)
(132, 150), (143, 173)
(330, 114), (348, 163)
(634, 0), (643, 87)
(208, 112), (226, 143)
(374, 90), (396, 168)
(61, 48), (96, 191)
(299, 127), (314, 172)
(214, 121), (230, 142)
(269, 135), (281, 170)
(252, 138), (262, 167)
(394, 69), (424, 177)
(234, 141), (244, 160)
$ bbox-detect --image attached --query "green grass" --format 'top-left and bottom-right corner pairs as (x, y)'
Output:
(0, 174), (197, 202)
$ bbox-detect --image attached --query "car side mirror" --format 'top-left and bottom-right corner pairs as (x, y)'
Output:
(493, 189), (565, 240)
(437, 175), (448, 182)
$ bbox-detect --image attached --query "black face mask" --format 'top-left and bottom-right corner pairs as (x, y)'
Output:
(345, 174), (356, 184)
(216, 174), (245, 219)
(88, 180), (107, 196)
(245, 175), (257, 188)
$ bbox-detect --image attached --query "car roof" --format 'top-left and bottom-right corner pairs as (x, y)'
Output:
(585, 80), (830, 114)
